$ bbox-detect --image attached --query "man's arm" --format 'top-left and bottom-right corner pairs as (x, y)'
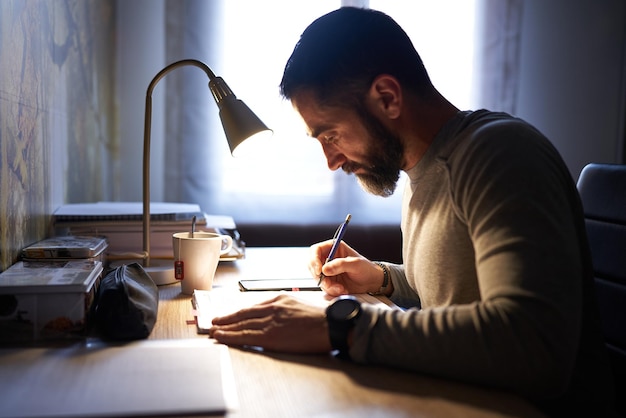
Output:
(349, 121), (585, 399)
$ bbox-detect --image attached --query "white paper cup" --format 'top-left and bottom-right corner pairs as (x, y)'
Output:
(172, 232), (233, 294)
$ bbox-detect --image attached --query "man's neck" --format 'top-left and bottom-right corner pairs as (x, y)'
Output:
(400, 91), (459, 171)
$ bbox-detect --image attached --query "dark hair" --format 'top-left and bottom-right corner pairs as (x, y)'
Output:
(280, 7), (434, 107)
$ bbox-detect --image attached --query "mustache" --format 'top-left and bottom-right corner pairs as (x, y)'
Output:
(341, 161), (372, 174)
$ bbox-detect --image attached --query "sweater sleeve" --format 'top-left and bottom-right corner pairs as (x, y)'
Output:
(349, 119), (587, 400)
(383, 262), (421, 309)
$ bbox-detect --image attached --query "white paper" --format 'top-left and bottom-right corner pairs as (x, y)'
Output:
(0, 339), (235, 418)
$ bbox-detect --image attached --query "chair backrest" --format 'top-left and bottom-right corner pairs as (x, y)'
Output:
(577, 163), (626, 414)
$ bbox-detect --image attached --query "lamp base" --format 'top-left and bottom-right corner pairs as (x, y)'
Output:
(110, 259), (177, 286)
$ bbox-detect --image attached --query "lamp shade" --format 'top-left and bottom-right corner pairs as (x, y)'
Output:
(219, 98), (272, 156)
(209, 76), (271, 156)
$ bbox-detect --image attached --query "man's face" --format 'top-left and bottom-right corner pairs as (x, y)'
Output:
(293, 91), (404, 197)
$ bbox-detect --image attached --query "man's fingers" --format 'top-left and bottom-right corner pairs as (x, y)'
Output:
(319, 275), (347, 296)
(210, 316), (272, 333)
(321, 256), (354, 277)
(211, 297), (283, 325)
(211, 327), (265, 347)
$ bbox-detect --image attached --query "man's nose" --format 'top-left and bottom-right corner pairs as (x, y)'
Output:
(322, 144), (346, 171)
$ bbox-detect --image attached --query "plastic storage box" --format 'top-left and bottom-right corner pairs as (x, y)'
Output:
(0, 260), (103, 342)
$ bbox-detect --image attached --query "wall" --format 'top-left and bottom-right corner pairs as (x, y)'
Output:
(516, 0), (626, 179)
(0, 0), (116, 270)
(1, 1), (625, 270)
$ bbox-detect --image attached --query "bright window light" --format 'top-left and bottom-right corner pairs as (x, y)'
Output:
(220, 1), (339, 197)
(213, 1), (477, 224)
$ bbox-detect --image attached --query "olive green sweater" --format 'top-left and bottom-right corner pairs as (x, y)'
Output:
(350, 110), (614, 415)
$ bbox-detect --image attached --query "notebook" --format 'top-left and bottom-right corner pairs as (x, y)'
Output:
(0, 339), (237, 417)
(192, 288), (397, 334)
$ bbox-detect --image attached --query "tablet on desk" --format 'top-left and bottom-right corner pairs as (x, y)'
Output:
(238, 278), (321, 291)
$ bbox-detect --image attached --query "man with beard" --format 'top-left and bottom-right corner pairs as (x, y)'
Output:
(209, 7), (616, 416)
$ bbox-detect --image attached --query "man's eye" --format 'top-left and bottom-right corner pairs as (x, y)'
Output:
(323, 135), (336, 145)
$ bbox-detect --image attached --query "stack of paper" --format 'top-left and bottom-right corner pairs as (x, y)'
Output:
(52, 202), (243, 260)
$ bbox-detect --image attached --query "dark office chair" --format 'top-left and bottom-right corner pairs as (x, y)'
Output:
(577, 163), (626, 415)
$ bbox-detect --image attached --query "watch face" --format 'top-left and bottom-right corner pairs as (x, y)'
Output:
(329, 297), (360, 321)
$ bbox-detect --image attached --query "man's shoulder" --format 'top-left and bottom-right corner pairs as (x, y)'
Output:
(434, 110), (538, 157)
(448, 110), (550, 158)
(459, 110), (538, 137)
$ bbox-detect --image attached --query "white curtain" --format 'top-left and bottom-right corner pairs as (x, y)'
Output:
(474, 0), (524, 115)
(156, 0), (523, 226)
(163, 0), (223, 208)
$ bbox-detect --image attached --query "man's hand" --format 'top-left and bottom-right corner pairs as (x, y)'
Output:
(310, 240), (389, 296)
(209, 294), (331, 353)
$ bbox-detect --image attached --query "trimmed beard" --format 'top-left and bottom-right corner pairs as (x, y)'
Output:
(343, 105), (404, 197)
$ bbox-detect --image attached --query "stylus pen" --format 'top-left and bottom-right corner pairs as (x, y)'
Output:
(318, 213), (352, 286)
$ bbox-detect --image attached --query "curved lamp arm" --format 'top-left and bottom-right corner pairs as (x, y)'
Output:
(142, 59), (271, 265)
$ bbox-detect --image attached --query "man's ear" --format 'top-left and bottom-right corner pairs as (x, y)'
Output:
(367, 75), (402, 119)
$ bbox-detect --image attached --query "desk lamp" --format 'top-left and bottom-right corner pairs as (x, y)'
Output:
(141, 59), (271, 284)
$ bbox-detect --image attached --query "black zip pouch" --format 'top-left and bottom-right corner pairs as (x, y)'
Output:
(93, 263), (158, 340)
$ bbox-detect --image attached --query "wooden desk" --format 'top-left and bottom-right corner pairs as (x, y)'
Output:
(153, 247), (546, 418)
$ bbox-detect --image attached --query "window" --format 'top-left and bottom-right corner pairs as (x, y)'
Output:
(192, 1), (477, 225)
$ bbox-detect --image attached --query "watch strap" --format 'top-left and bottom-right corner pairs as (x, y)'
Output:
(328, 321), (352, 360)
(326, 296), (361, 360)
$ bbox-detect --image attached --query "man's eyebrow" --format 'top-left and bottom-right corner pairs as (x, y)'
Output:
(309, 124), (333, 139)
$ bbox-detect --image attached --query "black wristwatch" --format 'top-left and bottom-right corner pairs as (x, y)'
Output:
(326, 295), (362, 360)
